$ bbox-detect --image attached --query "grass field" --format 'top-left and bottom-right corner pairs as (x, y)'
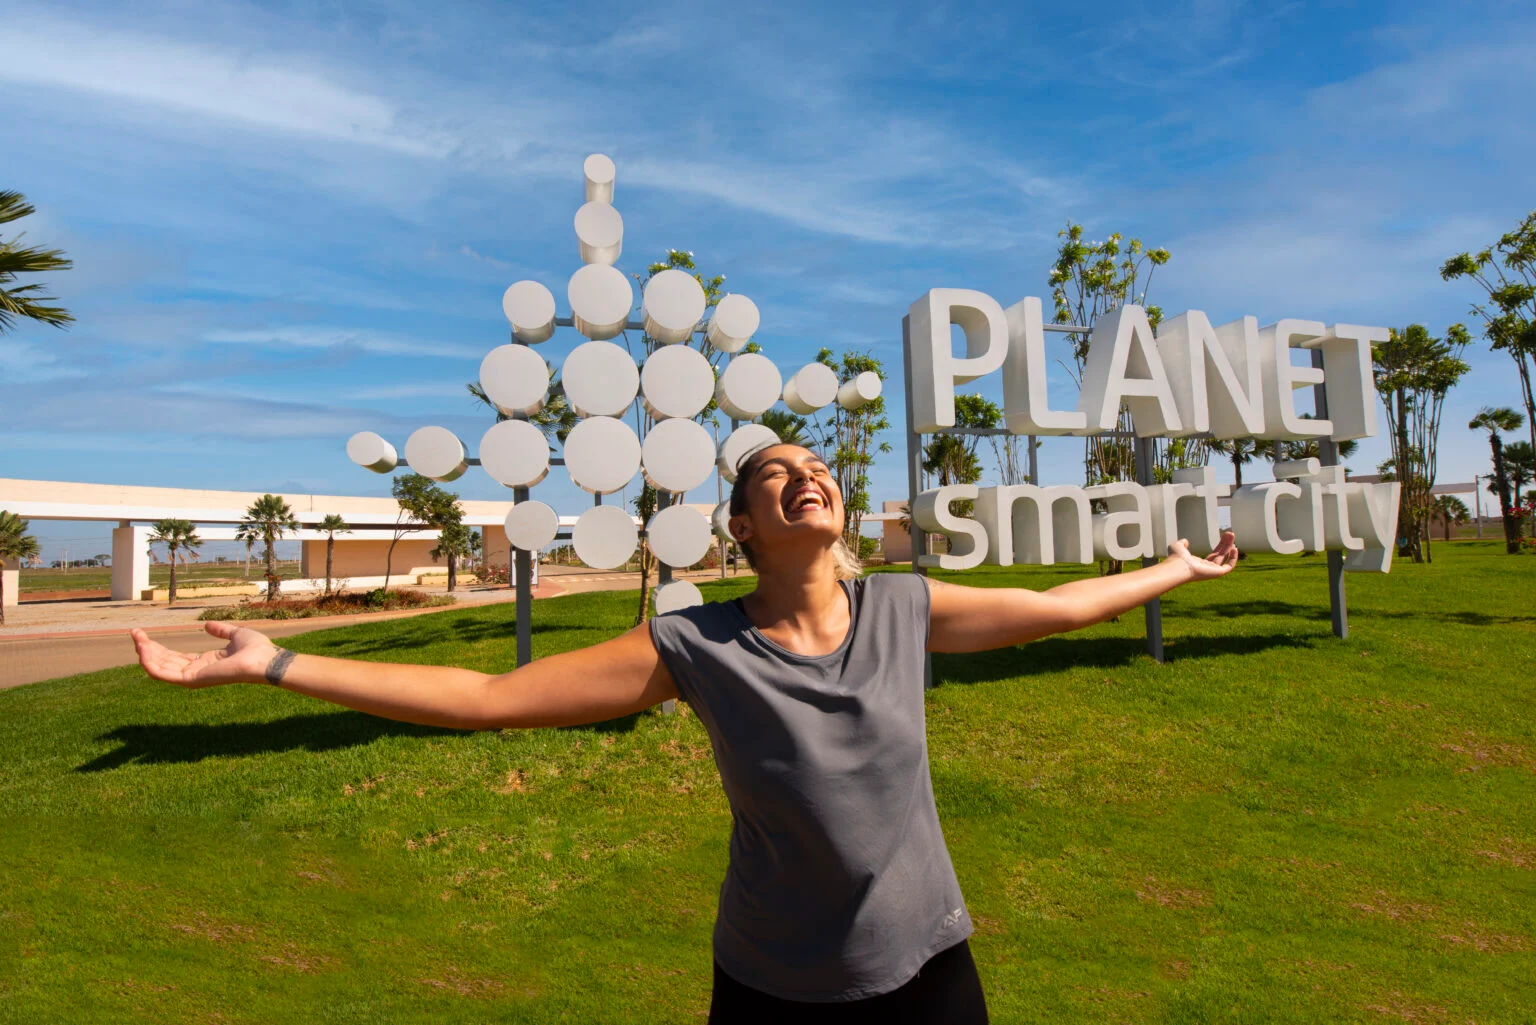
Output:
(1, 543), (1532, 1023)
(18, 562), (305, 595)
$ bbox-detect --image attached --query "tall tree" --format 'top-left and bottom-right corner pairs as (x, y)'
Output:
(813, 348), (891, 546)
(758, 409), (811, 448)
(1502, 441), (1535, 512)
(1208, 437), (1265, 488)
(1047, 223), (1190, 484)
(241, 495), (299, 602)
(1442, 211), (1536, 451)
(388, 475), (462, 595)
(0, 191), (72, 333)
(317, 513), (350, 596)
(0, 511), (41, 625)
(1469, 406), (1526, 554)
(149, 519), (202, 605)
(1373, 324), (1470, 562)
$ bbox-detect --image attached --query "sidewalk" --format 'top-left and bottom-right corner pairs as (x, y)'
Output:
(0, 565), (751, 690)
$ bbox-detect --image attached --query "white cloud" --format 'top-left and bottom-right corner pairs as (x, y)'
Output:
(204, 326), (484, 360)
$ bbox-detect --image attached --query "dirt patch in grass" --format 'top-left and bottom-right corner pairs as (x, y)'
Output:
(199, 588), (452, 621)
(1437, 927), (1531, 953)
(1362, 991), (1459, 1022)
(1474, 837), (1534, 869)
(1135, 875), (1210, 909)
(419, 966), (511, 998)
(1350, 891), (1438, 923)
(1436, 730), (1536, 773)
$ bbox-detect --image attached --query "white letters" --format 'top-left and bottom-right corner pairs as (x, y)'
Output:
(1078, 305), (1184, 435)
(1001, 296), (1088, 435)
(1155, 312), (1265, 438)
(913, 485), (988, 569)
(1258, 319), (1331, 440)
(908, 289), (1010, 432)
(1313, 324), (1388, 441)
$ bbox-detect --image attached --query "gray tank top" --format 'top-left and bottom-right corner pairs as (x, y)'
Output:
(648, 572), (971, 1002)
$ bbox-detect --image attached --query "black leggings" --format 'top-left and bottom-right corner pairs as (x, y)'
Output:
(707, 939), (989, 1024)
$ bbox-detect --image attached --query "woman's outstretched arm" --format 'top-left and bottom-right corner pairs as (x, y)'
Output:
(130, 620), (676, 730)
(926, 532), (1239, 653)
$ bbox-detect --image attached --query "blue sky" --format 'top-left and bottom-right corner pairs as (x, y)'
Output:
(2, 0), (1533, 561)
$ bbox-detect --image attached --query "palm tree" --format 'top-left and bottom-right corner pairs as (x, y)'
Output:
(1208, 437), (1263, 488)
(317, 514), (351, 596)
(1504, 442), (1535, 511)
(235, 524), (258, 580)
(1432, 495), (1469, 541)
(467, 373), (579, 447)
(758, 409), (811, 448)
(1469, 406), (1526, 554)
(148, 519), (202, 605)
(241, 495), (299, 601)
(0, 511), (41, 625)
(0, 192), (72, 333)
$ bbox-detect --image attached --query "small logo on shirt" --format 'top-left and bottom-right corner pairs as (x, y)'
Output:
(942, 907), (964, 929)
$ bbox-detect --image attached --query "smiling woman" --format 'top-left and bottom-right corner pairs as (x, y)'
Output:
(131, 440), (1238, 1023)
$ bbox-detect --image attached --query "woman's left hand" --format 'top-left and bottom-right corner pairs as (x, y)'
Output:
(1168, 530), (1239, 580)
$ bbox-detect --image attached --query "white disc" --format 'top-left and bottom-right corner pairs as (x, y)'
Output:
(782, 362), (839, 415)
(501, 280), (556, 343)
(642, 269), (707, 344)
(567, 263), (634, 340)
(717, 422), (782, 483)
(404, 426), (468, 481)
(574, 201), (623, 266)
(562, 340), (639, 418)
(642, 417), (716, 494)
(479, 344), (549, 418)
(641, 345), (715, 420)
(838, 371), (882, 410)
(706, 294), (759, 353)
(647, 505), (713, 568)
(478, 419), (550, 488)
(504, 500), (559, 551)
(563, 415), (641, 494)
(573, 504), (637, 570)
(712, 500), (735, 541)
(583, 153), (616, 204)
(346, 431), (398, 474)
(654, 579), (704, 615)
(716, 353), (783, 421)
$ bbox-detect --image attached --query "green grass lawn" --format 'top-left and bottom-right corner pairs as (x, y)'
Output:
(19, 562), (304, 595)
(1, 543), (1532, 1023)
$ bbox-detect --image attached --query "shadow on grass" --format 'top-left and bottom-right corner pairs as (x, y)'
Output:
(933, 632), (1318, 686)
(1175, 599), (1536, 628)
(294, 620), (607, 659)
(74, 712), (462, 772)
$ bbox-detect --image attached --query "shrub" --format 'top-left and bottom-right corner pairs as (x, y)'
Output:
(199, 589), (452, 621)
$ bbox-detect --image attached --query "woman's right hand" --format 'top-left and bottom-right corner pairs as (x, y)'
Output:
(131, 621), (280, 688)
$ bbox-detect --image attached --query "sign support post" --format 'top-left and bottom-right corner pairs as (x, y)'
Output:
(1312, 348), (1348, 639)
(1133, 434), (1166, 662)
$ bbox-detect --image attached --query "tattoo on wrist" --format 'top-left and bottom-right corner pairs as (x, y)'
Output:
(264, 649), (298, 686)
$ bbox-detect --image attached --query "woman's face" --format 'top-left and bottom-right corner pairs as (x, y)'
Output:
(730, 445), (845, 559)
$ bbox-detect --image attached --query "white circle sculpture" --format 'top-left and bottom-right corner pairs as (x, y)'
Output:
(479, 420), (551, 488)
(707, 293), (760, 353)
(501, 280), (556, 343)
(574, 201), (623, 266)
(717, 422), (782, 482)
(640, 344), (714, 420)
(712, 500), (734, 540)
(642, 269), (707, 344)
(642, 417), (717, 493)
(563, 415), (641, 494)
(583, 153), (616, 204)
(783, 362), (839, 415)
(838, 371), (882, 410)
(405, 426), (469, 481)
(567, 263), (634, 340)
(346, 431), (398, 474)
(717, 353), (784, 421)
(562, 340), (639, 417)
(479, 344), (549, 417)
(504, 500), (559, 551)
(349, 156), (836, 569)
(647, 505), (713, 568)
(573, 504), (638, 570)
(654, 579), (704, 614)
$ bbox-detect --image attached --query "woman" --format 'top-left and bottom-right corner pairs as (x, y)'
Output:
(133, 443), (1238, 1023)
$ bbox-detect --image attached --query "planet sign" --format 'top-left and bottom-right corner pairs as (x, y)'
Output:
(346, 155), (882, 613)
(906, 290), (1402, 573)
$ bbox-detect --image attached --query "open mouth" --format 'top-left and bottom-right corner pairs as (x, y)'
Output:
(785, 487), (827, 514)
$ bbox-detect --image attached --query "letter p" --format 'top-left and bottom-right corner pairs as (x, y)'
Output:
(907, 289), (1009, 431)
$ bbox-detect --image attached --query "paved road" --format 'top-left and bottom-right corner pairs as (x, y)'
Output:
(0, 566), (751, 690)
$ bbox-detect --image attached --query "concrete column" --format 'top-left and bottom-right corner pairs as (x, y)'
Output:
(111, 523), (152, 600)
(1, 561), (17, 608)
